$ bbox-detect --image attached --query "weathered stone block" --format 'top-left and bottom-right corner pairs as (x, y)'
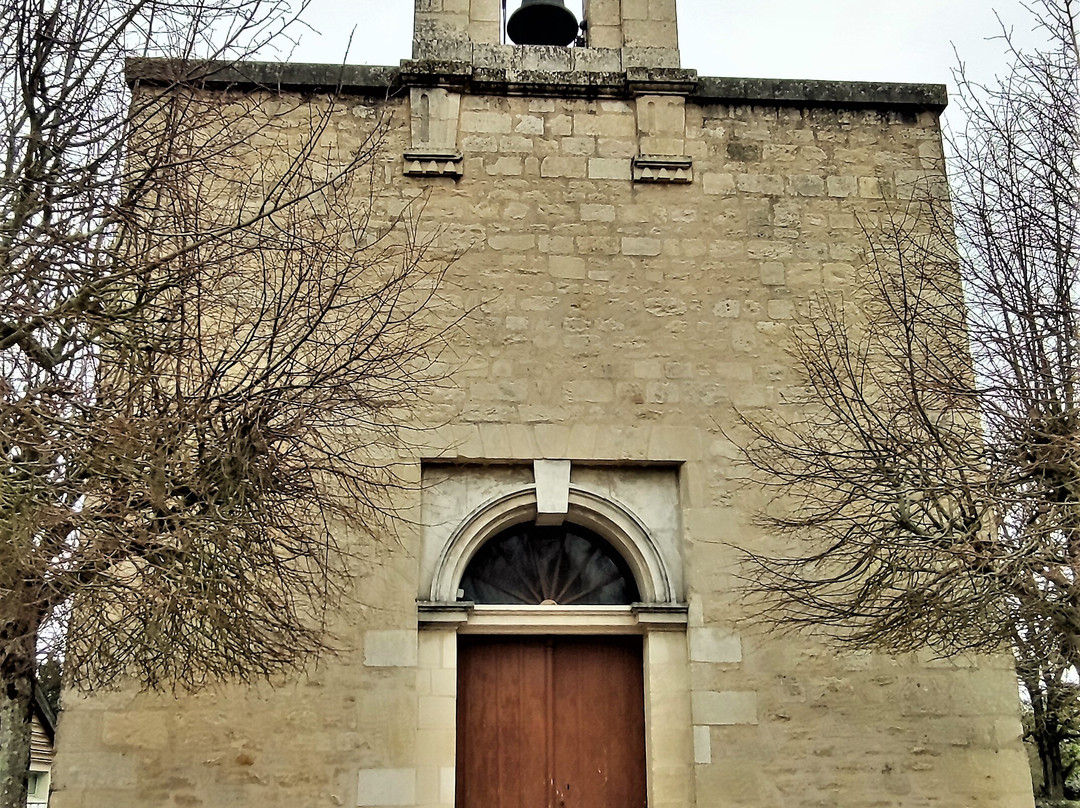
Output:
(574, 113), (636, 138)
(488, 233), (536, 251)
(581, 203), (616, 221)
(689, 628), (743, 663)
(623, 21), (678, 49)
(468, 0), (500, 23)
(621, 46), (681, 68)
(461, 110), (511, 134)
(101, 712), (168, 750)
(622, 237), (662, 256)
(736, 174), (785, 195)
(549, 256), (586, 278)
(469, 20), (500, 44)
(760, 262), (786, 285)
(418, 696), (456, 729)
(647, 0), (678, 22)
(561, 136), (597, 155)
(588, 157), (631, 179)
(766, 299), (795, 320)
(534, 459), (571, 525)
(357, 769), (416, 807)
(514, 115), (544, 135)
(827, 175), (859, 197)
(858, 176), (884, 198)
(583, 27), (623, 51)
(485, 157), (523, 176)
(693, 725), (712, 764)
(584, 0), (622, 29)
(540, 156), (587, 178)
(364, 630), (417, 668)
(691, 691), (759, 726)
(600, 138), (639, 159)
(713, 299), (740, 318)
(702, 172), (735, 195)
(564, 380), (615, 403)
(539, 234), (574, 253)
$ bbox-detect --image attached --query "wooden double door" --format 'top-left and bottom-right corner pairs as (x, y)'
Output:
(456, 636), (647, 808)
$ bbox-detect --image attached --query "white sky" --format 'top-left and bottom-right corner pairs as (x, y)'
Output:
(287, 0), (1048, 90)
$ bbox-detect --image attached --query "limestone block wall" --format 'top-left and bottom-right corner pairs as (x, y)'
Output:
(50, 73), (1035, 808)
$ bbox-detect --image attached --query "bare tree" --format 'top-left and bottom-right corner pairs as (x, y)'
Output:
(0, 2), (448, 806)
(1016, 615), (1080, 797)
(738, 0), (1080, 798)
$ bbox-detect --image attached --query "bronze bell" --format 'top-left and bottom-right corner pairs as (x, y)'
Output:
(507, 0), (580, 47)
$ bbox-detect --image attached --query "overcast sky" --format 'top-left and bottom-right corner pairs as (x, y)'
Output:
(286, 0), (1049, 91)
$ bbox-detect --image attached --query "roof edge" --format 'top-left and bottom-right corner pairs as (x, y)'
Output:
(125, 58), (398, 96)
(125, 58), (947, 111)
(694, 76), (947, 111)
(32, 685), (57, 739)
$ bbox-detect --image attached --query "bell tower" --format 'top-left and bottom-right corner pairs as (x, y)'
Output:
(404, 0), (695, 181)
(580, 0), (679, 56)
(411, 0), (682, 69)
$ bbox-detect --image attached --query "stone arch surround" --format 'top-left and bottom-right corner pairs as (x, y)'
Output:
(414, 462), (693, 808)
(427, 483), (678, 605)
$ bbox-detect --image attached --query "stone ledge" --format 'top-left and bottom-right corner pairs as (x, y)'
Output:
(417, 602), (689, 631)
(694, 75), (948, 111)
(125, 58), (948, 111)
(417, 602), (473, 626)
(404, 150), (464, 178)
(125, 57), (398, 95)
(632, 154), (693, 184)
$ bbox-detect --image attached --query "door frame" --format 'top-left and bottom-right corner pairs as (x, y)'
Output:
(414, 605), (692, 808)
(415, 470), (692, 808)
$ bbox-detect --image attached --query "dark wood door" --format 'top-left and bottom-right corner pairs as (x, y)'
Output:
(456, 636), (646, 808)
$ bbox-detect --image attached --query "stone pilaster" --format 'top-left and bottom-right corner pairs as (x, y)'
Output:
(405, 87), (464, 178)
(633, 93), (692, 183)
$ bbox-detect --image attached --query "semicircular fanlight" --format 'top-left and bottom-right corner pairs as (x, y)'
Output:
(459, 523), (640, 606)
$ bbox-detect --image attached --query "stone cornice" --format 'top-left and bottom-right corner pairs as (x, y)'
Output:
(125, 58), (399, 96)
(694, 76), (948, 111)
(125, 57), (948, 111)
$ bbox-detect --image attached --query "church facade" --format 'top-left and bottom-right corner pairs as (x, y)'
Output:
(52, 1), (1035, 806)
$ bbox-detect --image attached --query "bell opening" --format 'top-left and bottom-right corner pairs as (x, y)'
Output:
(506, 0), (581, 47)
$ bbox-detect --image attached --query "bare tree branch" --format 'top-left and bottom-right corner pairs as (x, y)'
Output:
(738, 0), (1080, 798)
(0, 2), (454, 806)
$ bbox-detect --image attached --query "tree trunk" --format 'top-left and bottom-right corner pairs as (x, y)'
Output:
(1027, 673), (1069, 800)
(1040, 724), (1068, 801)
(0, 666), (33, 808)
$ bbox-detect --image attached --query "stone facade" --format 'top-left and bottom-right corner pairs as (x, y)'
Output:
(52, 2), (1035, 807)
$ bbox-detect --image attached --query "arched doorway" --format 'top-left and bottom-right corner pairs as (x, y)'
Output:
(415, 467), (692, 808)
(454, 522), (647, 808)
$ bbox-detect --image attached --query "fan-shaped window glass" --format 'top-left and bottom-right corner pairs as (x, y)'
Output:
(459, 523), (640, 605)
